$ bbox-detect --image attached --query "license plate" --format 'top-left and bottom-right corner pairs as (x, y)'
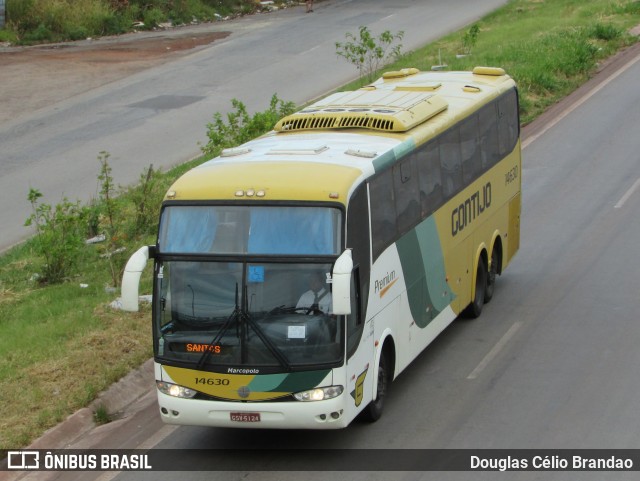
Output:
(230, 412), (261, 422)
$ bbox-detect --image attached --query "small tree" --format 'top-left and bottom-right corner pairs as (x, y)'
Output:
(25, 188), (85, 284)
(96, 151), (128, 288)
(126, 163), (165, 238)
(335, 26), (404, 82)
(461, 24), (480, 55)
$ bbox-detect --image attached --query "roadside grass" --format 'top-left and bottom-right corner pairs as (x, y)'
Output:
(341, 0), (640, 124)
(1, 0), (639, 450)
(0, 241), (154, 448)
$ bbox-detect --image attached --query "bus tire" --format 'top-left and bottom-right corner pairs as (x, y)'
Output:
(484, 247), (498, 303)
(362, 350), (390, 422)
(465, 257), (486, 318)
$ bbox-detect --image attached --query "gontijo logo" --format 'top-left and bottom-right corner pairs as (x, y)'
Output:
(451, 182), (492, 236)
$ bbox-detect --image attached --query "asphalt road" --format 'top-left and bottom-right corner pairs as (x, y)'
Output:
(0, 0), (508, 252)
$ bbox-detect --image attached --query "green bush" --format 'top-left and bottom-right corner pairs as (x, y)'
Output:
(202, 94), (297, 157)
(590, 23), (622, 41)
(21, 23), (53, 43)
(142, 7), (167, 29)
(24, 189), (86, 284)
(66, 25), (89, 41)
(0, 29), (18, 43)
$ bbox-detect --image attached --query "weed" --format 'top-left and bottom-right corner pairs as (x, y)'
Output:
(93, 404), (111, 425)
(590, 23), (622, 41)
(126, 164), (166, 238)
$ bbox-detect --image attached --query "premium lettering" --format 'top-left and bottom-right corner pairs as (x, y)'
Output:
(374, 270), (397, 294)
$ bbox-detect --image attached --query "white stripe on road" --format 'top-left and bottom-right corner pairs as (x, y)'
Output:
(614, 177), (640, 209)
(467, 321), (523, 380)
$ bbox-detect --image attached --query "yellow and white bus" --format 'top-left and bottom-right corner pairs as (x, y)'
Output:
(122, 66), (521, 429)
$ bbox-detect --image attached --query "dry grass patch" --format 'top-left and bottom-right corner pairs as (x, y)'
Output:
(0, 302), (152, 449)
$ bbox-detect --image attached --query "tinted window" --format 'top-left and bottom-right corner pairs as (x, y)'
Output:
(417, 141), (443, 217)
(460, 115), (480, 184)
(478, 101), (500, 168)
(393, 159), (420, 235)
(439, 127), (463, 199)
(347, 184), (370, 320)
(498, 89), (519, 155)
(369, 172), (397, 259)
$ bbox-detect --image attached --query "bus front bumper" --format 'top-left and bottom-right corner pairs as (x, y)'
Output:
(156, 391), (350, 429)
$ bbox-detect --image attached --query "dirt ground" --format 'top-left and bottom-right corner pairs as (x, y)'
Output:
(0, 28), (231, 125)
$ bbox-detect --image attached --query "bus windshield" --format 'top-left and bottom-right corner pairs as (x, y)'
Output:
(158, 205), (342, 255)
(154, 260), (343, 370)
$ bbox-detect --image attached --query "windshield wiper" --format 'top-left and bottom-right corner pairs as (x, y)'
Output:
(196, 284), (292, 371)
(196, 283), (241, 369)
(239, 284), (290, 371)
(245, 311), (291, 371)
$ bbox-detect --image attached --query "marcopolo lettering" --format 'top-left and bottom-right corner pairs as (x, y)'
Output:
(451, 182), (491, 236)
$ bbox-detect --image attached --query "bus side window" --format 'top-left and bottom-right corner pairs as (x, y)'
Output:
(498, 89), (519, 156)
(460, 114), (481, 184)
(393, 157), (420, 235)
(369, 172), (397, 260)
(347, 184), (370, 321)
(478, 101), (499, 169)
(346, 267), (363, 358)
(417, 140), (443, 218)
(439, 127), (463, 199)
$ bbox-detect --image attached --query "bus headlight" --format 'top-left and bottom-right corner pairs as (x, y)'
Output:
(157, 381), (197, 399)
(294, 385), (343, 402)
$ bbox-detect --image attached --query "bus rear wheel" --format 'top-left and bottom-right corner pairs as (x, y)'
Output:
(465, 257), (486, 318)
(484, 247), (498, 303)
(362, 351), (390, 422)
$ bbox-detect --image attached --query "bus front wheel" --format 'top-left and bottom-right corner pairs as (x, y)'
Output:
(362, 351), (390, 422)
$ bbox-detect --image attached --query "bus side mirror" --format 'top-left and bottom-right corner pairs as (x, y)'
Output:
(121, 246), (151, 311)
(332, 249), (353, 315)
